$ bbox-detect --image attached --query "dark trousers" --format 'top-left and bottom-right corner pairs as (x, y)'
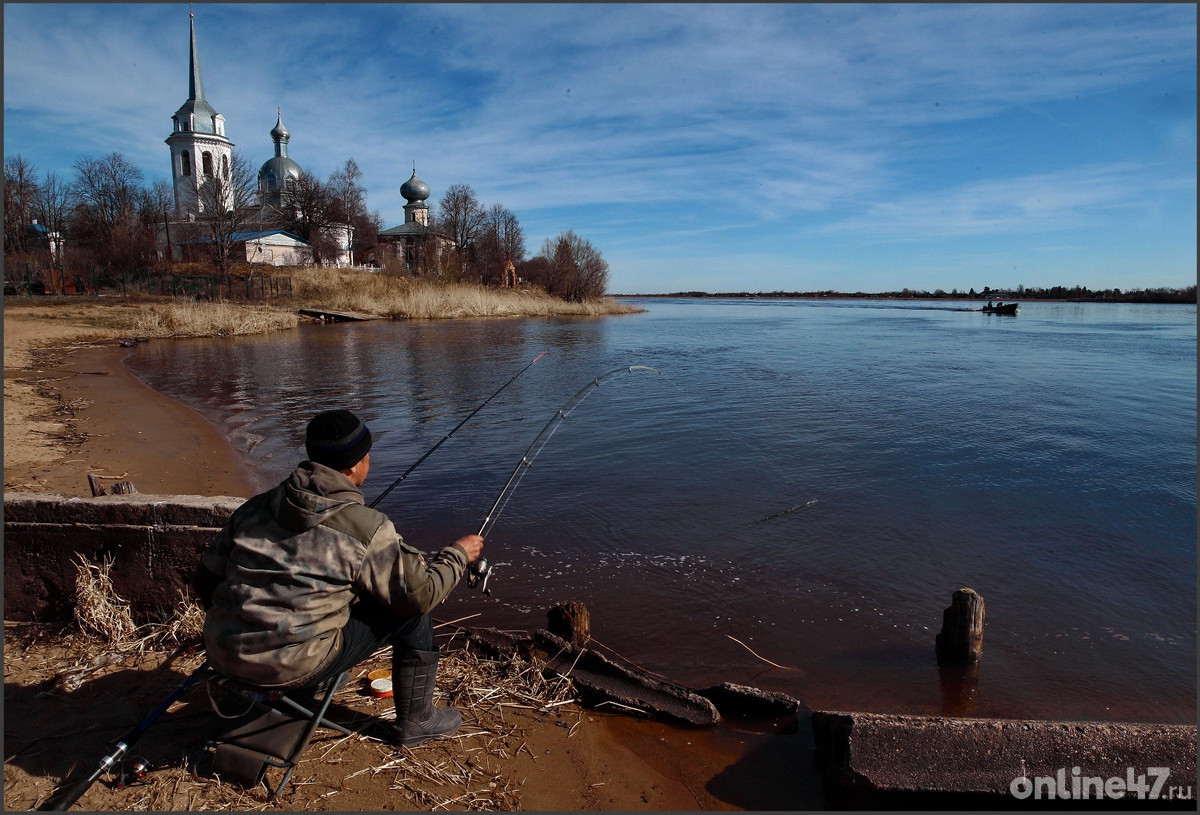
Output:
(294, 598), (432, 694)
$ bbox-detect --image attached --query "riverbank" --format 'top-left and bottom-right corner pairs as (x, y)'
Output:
(2, 300), (774, 811)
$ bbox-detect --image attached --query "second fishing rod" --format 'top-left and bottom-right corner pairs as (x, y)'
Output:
(368, 351), (545, 509)
(467, 364), (660, 594)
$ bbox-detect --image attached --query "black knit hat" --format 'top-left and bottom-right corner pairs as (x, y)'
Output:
(306, 409), (372, 470)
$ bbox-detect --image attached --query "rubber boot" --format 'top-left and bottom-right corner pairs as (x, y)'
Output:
(392, 648), (461, 747)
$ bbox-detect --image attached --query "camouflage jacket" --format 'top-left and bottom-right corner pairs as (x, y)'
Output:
(199, 461), (468, 688)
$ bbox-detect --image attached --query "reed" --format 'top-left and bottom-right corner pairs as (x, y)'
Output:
(119, 301), (299, 337)
(289, 268), (641, 319)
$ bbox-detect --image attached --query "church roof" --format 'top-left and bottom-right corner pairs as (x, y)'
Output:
(179, 229), (308, 246)
(379, 222), (437, 238)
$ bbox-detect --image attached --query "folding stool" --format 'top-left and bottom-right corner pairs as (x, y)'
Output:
(205, 670), (353, 799)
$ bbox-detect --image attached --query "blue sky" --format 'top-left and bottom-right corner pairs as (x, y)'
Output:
(4, 3), (1195, 294)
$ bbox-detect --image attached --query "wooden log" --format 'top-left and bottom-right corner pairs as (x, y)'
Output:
(547, 600), (591, 646)
(110, 481), (138, 495)
(935, 587), (984, 665)
(86, 474), (106, 497)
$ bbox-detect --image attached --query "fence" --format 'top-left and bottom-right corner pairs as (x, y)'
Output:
(170, 273), (293, 301)
(4, 266), (293, 302)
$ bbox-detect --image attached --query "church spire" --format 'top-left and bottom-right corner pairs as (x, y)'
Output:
(171, 5), (221, 135)
(188, 5), (206, 104)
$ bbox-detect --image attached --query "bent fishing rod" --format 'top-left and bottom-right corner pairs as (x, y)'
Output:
(467, 364), (660, 594)
(368, 351), (546, 509)
(38, 662), (212, 811)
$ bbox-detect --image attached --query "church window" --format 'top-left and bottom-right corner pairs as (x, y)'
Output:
(222, 155), (229, 180)
(181, 152), (191, 176)
(202, 152), (214, 177)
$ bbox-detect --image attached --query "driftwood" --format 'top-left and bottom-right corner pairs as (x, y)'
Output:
(465, 626), (720, 726)
(463, 603), (805, 728)
(87, 475), (137, 497)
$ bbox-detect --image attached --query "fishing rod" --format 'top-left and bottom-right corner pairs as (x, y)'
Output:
(369, 351), (546, 509)
(38, 662), (212, 811)
(467, 364), (660, 594)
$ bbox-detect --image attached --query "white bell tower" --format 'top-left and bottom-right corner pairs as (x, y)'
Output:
(165, 8), (234, 219)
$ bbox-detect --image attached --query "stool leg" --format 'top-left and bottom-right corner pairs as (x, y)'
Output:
(266, 671), (350, 799)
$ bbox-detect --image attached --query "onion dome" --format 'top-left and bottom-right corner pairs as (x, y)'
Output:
(270, 113), (290, 143)
(259, 110), (302, 195)
(400, 169), (430, 203)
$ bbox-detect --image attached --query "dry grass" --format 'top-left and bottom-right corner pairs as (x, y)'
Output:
(132, 593), (207, 651)
(119, 301), (300, 337)
(70, 560), (205, 660)
(290, 268), (641, 319)
(7, 269), (640, 342)
(72, 555), (137, 644)
(316, 641), (579, 811)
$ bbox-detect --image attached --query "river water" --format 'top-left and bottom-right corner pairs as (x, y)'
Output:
(127, 298), (1196, 724)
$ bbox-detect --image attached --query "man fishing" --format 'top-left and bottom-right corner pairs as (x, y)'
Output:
(192, 408), (485, 747)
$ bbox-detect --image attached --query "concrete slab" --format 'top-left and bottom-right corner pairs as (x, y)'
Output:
(4, 492), (241, 621)
(812, 710), (1197, 803)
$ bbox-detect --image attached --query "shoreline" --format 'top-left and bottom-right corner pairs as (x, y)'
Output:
(3, 307), (754, 811)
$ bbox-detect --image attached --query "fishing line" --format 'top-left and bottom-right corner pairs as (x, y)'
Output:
(468, 364), (660, 593)
(368, 351), (546, 509)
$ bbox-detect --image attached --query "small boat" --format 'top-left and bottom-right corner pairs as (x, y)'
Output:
(981, 302), (1019, 315)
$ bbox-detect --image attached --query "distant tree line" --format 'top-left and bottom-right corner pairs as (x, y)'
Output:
(5, 152), (611, 301)
(656, 285), (1196, 305)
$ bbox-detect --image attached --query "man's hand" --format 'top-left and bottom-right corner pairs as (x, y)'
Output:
(454, 534), (484, 563)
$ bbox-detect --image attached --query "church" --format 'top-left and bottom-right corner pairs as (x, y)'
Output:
(375, 166), (456, 275)
(162, 11), (356, 268)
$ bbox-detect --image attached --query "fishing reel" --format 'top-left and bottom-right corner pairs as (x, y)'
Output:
(114, 757), (152, 789)
(466, 558), (493, 595)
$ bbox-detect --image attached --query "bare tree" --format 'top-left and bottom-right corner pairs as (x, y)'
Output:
(195, 150), (258, 280)
(437, 183), (485, 277)
(476, 203), (526, 286)
(328, 158), (376, 264)
(33, 170), (72, 268)
(70, 152), (156, 276)
(327, 158), (364, 223)
(279, 171), (338, 264)
(4, 154), (40, 256)
(539, 230), (609, 301)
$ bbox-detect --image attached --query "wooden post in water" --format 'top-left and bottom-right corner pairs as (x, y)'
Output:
(935, 587), (985, 665)
(547, 601), (591, 646)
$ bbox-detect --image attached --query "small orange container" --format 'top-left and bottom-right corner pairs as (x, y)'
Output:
(366, 669), (393, 698)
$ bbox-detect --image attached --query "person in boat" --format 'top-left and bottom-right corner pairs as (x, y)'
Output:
(986, 300), (994, 309)
(192, 409), (485, 747)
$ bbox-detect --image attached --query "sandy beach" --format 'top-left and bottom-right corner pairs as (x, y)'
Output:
(3, 302), (778, 811)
